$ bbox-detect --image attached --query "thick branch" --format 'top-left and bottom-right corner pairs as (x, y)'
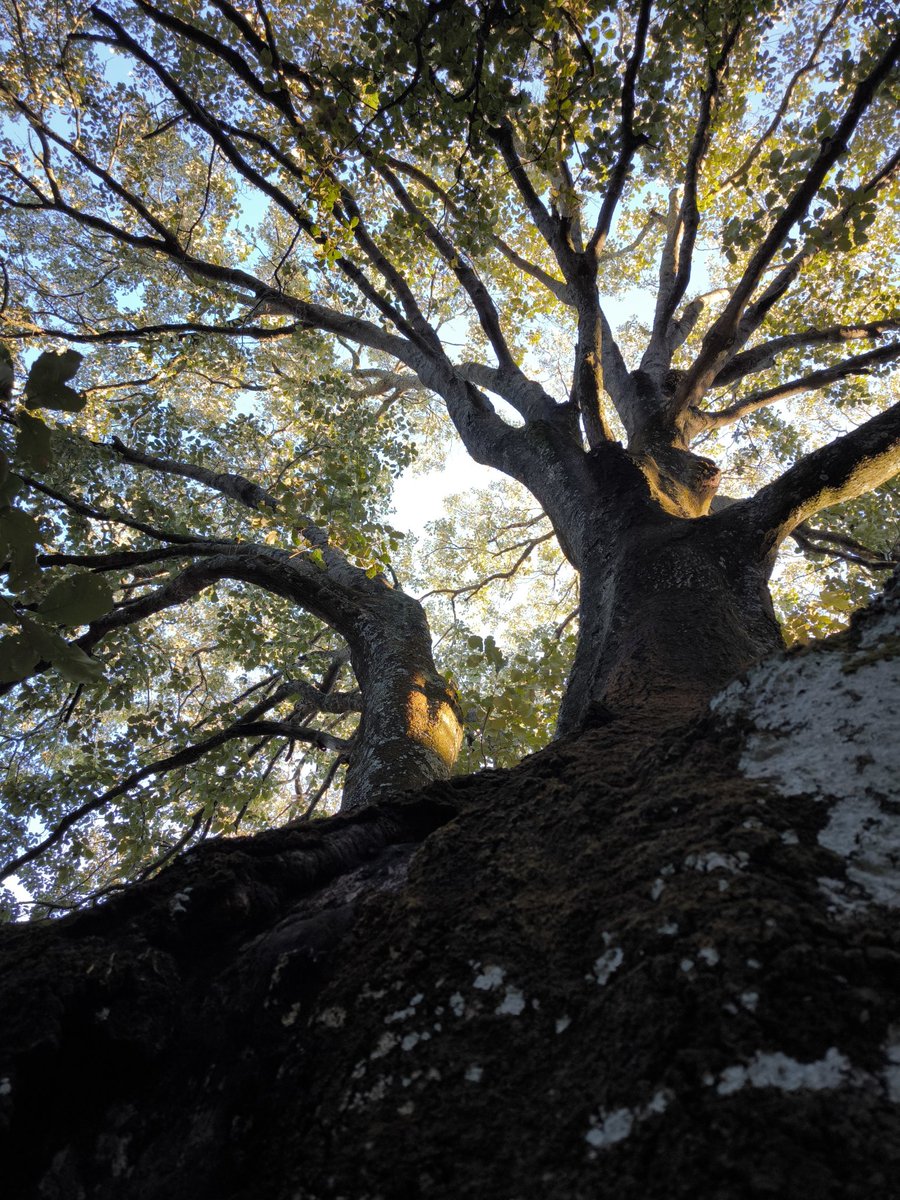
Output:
(372, 159), (517, 372)
(383, 154), (571, 304)
(725, 399), (900, 551)
(0, 320), (304, 344)
(488, 121), (577, 280)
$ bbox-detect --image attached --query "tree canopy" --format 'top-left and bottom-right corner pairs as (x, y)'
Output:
(0, 0), (898, 917)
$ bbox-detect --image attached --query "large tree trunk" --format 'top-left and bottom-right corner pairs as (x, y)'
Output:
(3, 571), (899, 1197)
(558, 443), (783, 733)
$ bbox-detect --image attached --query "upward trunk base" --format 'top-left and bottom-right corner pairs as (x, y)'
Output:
(2, 578), (899, 1199)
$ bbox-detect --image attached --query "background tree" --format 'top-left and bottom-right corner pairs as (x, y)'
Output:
(1, 0), (898, 914)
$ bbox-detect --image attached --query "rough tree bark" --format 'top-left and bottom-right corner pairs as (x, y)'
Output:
(2, 569), (899, 1200)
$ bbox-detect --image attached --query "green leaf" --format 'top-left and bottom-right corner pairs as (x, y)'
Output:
(0, 633), (41, 681)
(24, 350), (86, 413)
(0, 508), (40, 590)
(48, 639), (105, 685)
(15, 411), (53, 471)
(20, 615), (103, 683)
(38, 574), (115, 626)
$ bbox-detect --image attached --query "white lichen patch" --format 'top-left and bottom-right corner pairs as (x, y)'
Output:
(585, 1090), (670, 1151)
(657, 921), (678, 936)
(397, 1100), (415, 1116)
(555, 1015), (571, 1034)
(740, 991), (759, 1012)
(818, 875), (870, 919)
(698, 947), (719, 967)
(818, 796), (900, 909)
(883, 1032), (900, 1102)
(650, 878), (666, 901)
(0, 1077), (11, 1097)
(385, 1005), (416, 1024)
(684, 850), (747, 874)
(449, 992), (466, 1017)
(495, 987), (526, 1016)
(370, 1032), (399, 1060)
(585, 1107), (633, 1149)
(317, 1006), (345, 1029)
(281, 1002), (302, 1028)
(359, 983), (387, 1002)
(712, 606), (900, 909)
(267, 952), (290, 997)
(680, 958), (694, 973)
(715, 1047), (855, 1096)
(591, 946), (624, 986)
(780, 830), (800, 846)
(472, 964), (506, 991)
(465, 1065), (483, 1083)
(168, 888), (192, 916)
(347, 1073), (394, 1111)
(96, 1007), (110, 1022)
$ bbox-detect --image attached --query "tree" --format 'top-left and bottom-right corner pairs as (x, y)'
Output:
(1, 1), (900, 1196)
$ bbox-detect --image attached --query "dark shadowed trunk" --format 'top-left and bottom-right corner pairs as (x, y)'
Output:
(557, 442), (783, 733)
(3, 572), (899, 1200)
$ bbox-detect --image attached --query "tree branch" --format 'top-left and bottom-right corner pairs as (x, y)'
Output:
(382, 154), (571, 304)
(371, 158), (517, 373)
(676, 31), (900, 410)
(792, 522), (897, 572)
(700, 343), (900, 431)
(18, 475), (227, 547)
(487, 121), (577, 280)
(588, 0), (653, 255)
(645, 22), (743, 383)
(712, 319), (900, 388)
(107, 437), (279, 511)
(716, 0), (850, 193)
(0, 711), (349, 883)
(725, 399), (900, 551)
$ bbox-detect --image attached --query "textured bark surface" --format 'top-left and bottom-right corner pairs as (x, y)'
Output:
(557, 444), (783, 733)
(2, 576), (899, 1200)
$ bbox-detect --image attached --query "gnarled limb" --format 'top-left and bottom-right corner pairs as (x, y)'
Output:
(724, 400), (900, 553)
